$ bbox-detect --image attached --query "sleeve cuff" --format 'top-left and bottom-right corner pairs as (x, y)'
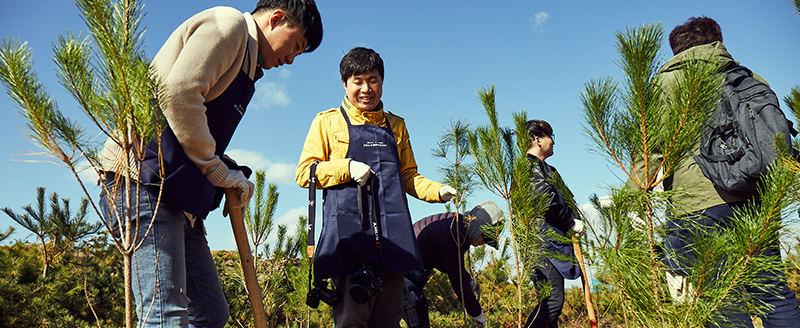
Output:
(206, 160), (229, 186)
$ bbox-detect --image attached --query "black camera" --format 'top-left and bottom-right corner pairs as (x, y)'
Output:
(306, 280), (339, 308)
(349, 266), (383, 304)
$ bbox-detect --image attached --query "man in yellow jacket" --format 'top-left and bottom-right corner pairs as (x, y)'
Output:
(296, 47), (456, 327)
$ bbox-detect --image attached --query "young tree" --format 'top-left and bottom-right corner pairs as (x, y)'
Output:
(468, 86), (552, 327)
(245, 170), (279, 270)
(3, 187), (53, 277)
(49, 191), (103, 263)
(785, 0), (800, 132)
(431, 117), (479, 324)
(432, 118), (476, 214)
(0, 0), (164, 326)
(0, 227), (13, 243)
(1, 187), (99, 277)
(580, 22), (799, 327)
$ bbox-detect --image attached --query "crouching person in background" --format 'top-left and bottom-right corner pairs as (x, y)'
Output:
(402, 200), (505, 328)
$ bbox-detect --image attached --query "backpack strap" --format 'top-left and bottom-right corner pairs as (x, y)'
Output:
(703, 148), (746, 164)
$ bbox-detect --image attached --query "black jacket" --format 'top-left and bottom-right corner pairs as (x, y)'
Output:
(413, 212), (481, 317)
(528, 154), (577, 232)
(528, 154), (581, 279)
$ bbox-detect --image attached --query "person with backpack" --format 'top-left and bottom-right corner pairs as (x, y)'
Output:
(402, 200), (505, 328)
(98, 1), (322, 327)
(295, 47), (457, 327)
(652, 16), (800, 327)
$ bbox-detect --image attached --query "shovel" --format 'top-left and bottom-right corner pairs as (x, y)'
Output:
(226, 188), (268, 328)
(573, 236), (598, 328)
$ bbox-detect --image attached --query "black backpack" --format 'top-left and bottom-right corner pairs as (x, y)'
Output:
(693, 65), (796, 196)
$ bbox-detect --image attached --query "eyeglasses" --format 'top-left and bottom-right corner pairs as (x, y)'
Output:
(511, 131), (555, 142)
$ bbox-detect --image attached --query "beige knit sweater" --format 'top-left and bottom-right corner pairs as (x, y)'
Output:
(101, 6), (259, 185)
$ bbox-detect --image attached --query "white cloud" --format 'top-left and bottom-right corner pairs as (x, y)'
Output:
(252, 81), (291, 109)
(275, 207), (307, 231)
(278, 69), (292, 79)
(264, 206), (307, 246)
(264, 162), (295, 184)
(225, 149), (296, 185)
(76, 160), (101, 186)
(529, 11), (549, 32)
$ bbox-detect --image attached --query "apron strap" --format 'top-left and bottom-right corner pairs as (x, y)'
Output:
(340, 107), (352, 126)
(339, 106), (392, 132)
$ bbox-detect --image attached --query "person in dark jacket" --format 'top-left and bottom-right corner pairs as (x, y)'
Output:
(524, 119), (585, 328)
(402, 200), (505, 328)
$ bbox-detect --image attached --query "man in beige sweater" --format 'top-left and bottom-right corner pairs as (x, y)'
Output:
(98, 1), (322, 327)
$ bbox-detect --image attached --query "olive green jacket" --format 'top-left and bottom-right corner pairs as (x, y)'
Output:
(629, 42), (768, 216)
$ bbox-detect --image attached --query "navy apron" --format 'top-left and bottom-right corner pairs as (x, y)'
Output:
(314, 107), (424, 279)
(542, 223), (581, 280)
(139, 68), (255, 219)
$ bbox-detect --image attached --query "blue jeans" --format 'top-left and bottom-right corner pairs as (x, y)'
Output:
(664, 202), (800, 328)
(99, 176), (229, 328)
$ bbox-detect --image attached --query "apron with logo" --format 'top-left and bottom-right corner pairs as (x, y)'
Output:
(314, 107), (424, 279)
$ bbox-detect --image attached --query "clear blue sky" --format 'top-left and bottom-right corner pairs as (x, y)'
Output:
(1, 0), (799, 252)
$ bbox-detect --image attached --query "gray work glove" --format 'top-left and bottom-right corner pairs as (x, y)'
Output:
(218, 169), (254, 216)
(470, 311), (486, 328)
(349, 160), (372, 186)
(439, 185), (457, 202)
(470, 279), (481, 301)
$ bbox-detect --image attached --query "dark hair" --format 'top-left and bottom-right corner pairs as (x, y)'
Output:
(669, 16), (722, 55)
(526, 119), (553, 138)
(253, 0), (323, 53)
(340, 47), (384, 82)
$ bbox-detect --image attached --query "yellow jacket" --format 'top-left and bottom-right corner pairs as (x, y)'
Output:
(296, 97), (444, 203)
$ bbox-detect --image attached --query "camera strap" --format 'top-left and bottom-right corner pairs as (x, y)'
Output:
(307, 161), (319, 294)
(307, 161), (318, 259)
(357, 178), (383, 258)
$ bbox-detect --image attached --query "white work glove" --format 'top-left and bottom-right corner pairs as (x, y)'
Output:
(439, 185), (457, 202)
(218, 169), (254, 216)
(470, 279), (481, 301)
(570, 219), (585, 238)
(349, 160), (372, 186)
(666, 271), (694, 304)
(470, 311), (486, 328)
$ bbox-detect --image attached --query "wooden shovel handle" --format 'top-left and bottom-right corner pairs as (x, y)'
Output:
(226, 188), (268, 328)
(573, 236), (598, 328)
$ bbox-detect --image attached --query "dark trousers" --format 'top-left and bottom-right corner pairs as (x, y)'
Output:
(665, 202), (800, 328)
(331, 271), (404, 328)
(402, 270), (432, 328)
(525, 260), (565, 328)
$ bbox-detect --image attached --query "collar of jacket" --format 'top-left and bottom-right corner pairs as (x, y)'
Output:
(527, 153), (552, 174)
(659, 41), (738, 74)
(341, 96), (387, 126)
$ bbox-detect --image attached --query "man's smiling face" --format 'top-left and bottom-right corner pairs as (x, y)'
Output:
(343, 69), (383, 111)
